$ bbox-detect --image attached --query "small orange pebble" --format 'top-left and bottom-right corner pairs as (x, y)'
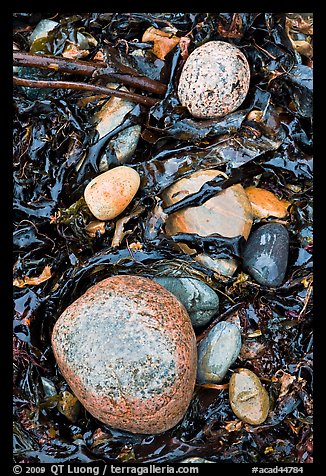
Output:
(142, 26), (180, 60)
(247, 109), (263, 122)
(84, 166), (141, 221)
(92, 50), (105, 62)
(245, 186), (291, 219)
(129, 241), (143, 251)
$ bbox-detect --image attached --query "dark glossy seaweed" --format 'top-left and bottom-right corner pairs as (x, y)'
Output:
(13, 12), (313, 464)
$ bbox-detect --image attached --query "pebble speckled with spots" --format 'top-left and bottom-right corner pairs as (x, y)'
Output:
(84, 166), (140, 221)
(51, 275), (197, 434)
(178, 41), (250, 119)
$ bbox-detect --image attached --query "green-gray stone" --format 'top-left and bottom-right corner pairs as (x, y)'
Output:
(153, 276), (219, 327)
(197, 321), (242, 383)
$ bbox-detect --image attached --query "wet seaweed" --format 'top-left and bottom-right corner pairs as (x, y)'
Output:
(13, 12), (313, 464)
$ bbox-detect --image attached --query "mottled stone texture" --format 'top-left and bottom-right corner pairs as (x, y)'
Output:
(243, 223), (289, 287)
(229, 368), (270, 425)
(161, 169), (253, 276)
(178, 41), (250, 119)
(51, 275), (197, 434)
(84, 166), (140, 221)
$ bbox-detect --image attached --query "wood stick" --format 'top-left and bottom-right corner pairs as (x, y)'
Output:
(13, 76), (158, 107)
(13, 52), (167, 95)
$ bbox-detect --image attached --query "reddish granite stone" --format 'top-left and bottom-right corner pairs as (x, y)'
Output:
(51, 275), (197, 434)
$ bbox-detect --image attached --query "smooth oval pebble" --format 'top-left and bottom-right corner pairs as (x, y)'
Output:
(51, 275), (197, 434)
(161, 169), (253, 277)
(242, 223), (289, 287)
(229, 368), (270, 424)
(178, 41), (250, 119)
(197, 321), (242, 383)
(153, 276), (219, 327)
(84, 166), (140, 220)
(245, 186), (290, 219)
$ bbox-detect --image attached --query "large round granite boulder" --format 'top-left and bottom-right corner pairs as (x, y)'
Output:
(51, 275), (197, 434)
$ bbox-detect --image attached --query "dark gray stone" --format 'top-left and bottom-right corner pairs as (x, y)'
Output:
(197, 321), (242, 383)
(153, 277), (219, 327)
(242, 223), (289, 287)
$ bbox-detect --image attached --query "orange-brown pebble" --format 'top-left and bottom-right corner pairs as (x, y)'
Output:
(161, 169), (253, 276)
(84, 166), (140, 221)
(245, 186), (290, 219)
(229, 368), (270, 425)
(51, 275), (197, 434)
(142, 27), (180, 60)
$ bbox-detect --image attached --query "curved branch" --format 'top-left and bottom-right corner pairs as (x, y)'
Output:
(13, 52), (167, 95)
(13, 76), (158, 107)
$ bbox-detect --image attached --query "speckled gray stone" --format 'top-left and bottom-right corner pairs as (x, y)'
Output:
(178, 41), (250, 119)
(51, 275), (197, 434)
(153, 277), (219, 327)
(197, 321), (242, 384)
(242, 223), (289, 287)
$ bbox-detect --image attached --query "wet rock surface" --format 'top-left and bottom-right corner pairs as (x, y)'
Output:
(93, 87), (141, 171)
(13, 12), (313, 465)
(229, 368), (270, 425)
(51, 275), (197, 434)
(245, 186), (290, 219)
(84, 166), (140, 221)
(153, 276), (219, 327)
(161, 169), (253, 276)
(197, 321), (242, 383)
(242, 223), (290, 287)
(178, 41), (250, 119)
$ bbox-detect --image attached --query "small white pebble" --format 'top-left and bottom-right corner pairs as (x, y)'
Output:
(178, 40), (250, 119)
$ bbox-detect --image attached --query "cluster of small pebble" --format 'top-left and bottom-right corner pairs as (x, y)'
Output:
(51, 39), (292, 436)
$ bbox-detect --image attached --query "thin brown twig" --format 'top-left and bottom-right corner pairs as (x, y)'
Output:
(13, 75), (158, 107)
(13, 51), (167, 95)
